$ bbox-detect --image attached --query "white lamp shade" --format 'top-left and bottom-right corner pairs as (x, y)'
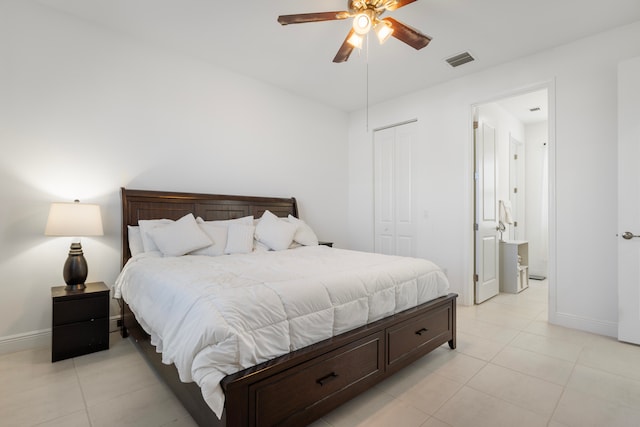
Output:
(45, 202), (104, 236)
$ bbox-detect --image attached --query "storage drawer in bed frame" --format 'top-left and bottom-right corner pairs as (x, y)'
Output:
(122, 293), (456, 427)
(386, 302), (452, 368)
(250, 331), (384, 426)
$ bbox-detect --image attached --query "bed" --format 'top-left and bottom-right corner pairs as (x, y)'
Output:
(117, 188), (457, 427)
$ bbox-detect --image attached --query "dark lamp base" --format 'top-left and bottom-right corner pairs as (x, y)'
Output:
(63, 242), (88, 290)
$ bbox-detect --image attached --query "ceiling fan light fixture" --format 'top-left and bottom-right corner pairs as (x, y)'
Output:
(347, 32), (364, 48)
(374, 20), (393, 44)
(278, 0), (432, 63)
(353, 10), (373, 35)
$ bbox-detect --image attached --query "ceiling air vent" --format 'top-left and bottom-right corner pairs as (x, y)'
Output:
(446, 51), (475, 68)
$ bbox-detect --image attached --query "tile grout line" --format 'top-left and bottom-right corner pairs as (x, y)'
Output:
(546, 350), (579, 426)
(454, 284), (567, 425)
(72, 356), (94, 427)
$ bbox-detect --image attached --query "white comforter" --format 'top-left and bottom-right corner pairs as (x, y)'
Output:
(114, 246), (449, 418)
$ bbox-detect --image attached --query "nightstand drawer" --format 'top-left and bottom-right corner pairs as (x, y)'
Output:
(53, 294), (109, 326)
(52, 317), (109, 362)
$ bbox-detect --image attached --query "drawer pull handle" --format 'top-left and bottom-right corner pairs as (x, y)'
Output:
(316, 372), (338, 386)
(415, 328), (429, 336)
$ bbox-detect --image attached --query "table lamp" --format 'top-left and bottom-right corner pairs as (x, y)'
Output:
(45, 200), (104, 290)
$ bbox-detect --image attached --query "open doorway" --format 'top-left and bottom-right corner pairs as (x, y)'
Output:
(473, 88), (549, 304)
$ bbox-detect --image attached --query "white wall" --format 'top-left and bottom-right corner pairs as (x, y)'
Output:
(348, 20), (640, 336)
(2, 2), (638, 350)
(525, 122), (550, 278)
(0, 1), (349, 351)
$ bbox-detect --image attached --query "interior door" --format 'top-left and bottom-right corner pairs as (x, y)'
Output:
(374, 122), (415, 256)
(475, 119), (500, 303)
(618, 56), (640, 345)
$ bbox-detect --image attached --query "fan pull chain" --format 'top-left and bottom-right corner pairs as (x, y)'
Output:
(366, 33), (369, 132)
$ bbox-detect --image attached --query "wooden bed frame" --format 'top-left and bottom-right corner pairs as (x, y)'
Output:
(119, 188), (457, 427)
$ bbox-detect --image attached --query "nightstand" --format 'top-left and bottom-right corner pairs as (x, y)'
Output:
(318, 241), (333, 247)
(51, 281), (110, 362)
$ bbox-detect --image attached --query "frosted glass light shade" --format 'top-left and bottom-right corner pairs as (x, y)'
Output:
(45, 202), (104, 236)
(375, 21), (393, 44)
(347, 32), (364, 48)
(352, 12), (373, 35)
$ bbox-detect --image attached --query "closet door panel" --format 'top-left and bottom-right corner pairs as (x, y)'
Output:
(374, 122), (416, 257)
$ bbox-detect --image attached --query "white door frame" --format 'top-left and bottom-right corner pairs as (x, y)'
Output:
(509, 134), (525, 241)
(468, 81), (557, 315)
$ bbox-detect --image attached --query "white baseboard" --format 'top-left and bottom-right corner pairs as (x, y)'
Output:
(0, 315), (121, 355)
(109, 314), (120, 332)
(550, 311), (618, 338)
(0, 329), (50, 355)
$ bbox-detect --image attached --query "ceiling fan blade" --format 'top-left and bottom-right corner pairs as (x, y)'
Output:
(333, 29), (356, 63)
(383, 17), (431, 50)
(384, 0), (418, 12)
(278, 11), (349, 25)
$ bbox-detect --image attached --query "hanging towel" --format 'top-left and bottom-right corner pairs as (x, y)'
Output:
(499, 200), (514, 225)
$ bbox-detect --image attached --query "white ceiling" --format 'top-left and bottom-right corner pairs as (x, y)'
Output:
(38, 0), (640, 112)
(495, 89), (548, 125)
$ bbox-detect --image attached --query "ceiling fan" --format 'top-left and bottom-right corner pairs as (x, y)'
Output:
(277, 0), (432, 63)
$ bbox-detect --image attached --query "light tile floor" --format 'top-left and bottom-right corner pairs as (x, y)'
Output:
(2, 280), (640, 426)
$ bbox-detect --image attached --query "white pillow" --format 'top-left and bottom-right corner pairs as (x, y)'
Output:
(148, 213), (212, 257)
(138, 219), (173, 252)
(253, 240), (271, 252)
(191, 223), (228, 256)
(255, 210), (297, 251)
(287, 215), (319, 246)
(127, 225), (144, 256)
(224, 223), (255, 254)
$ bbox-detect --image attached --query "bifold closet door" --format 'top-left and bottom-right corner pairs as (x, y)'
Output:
(374, 122), (416, 257)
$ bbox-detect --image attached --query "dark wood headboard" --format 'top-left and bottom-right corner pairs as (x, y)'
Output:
(120, 188), (298, 267)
